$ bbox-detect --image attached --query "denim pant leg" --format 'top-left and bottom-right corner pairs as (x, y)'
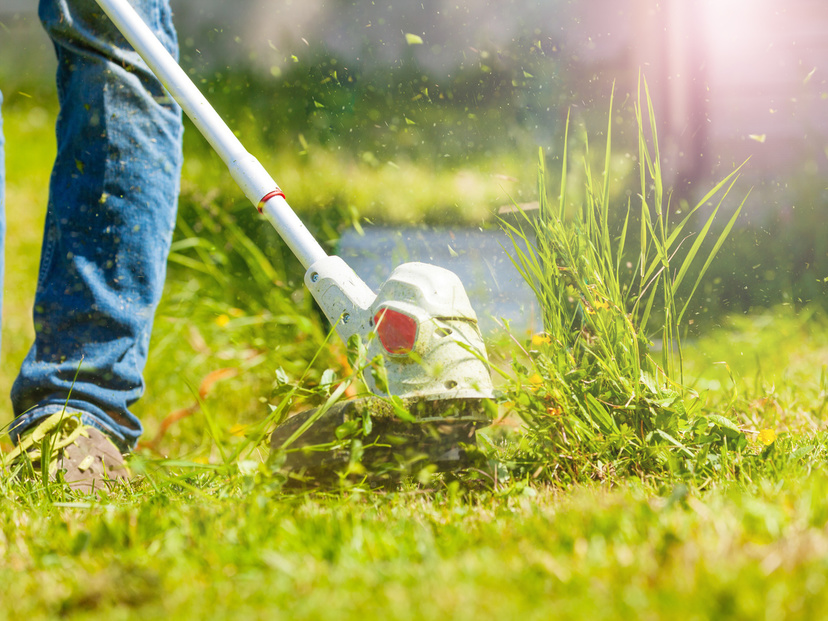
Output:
(9, 0), (183, 450)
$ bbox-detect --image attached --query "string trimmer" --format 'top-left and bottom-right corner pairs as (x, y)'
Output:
(95, 0), (495, 478)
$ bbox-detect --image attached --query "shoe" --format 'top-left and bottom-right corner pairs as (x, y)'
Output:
(2, 410), (129, 493)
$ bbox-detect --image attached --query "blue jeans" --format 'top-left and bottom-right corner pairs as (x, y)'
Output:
(2, 0), (183, 451)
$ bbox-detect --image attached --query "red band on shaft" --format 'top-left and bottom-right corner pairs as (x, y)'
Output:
(257, 188), (286, 213)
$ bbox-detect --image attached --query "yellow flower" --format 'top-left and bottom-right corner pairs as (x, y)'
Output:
(215, 314), (230, 327)
(531, 332), (551, 347)
(528, 373), (544, 391)
(758, 428), (777, 446)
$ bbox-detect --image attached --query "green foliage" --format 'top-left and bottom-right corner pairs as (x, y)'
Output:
(500, 86), (748, 482)
(184, 36), (563, 166)
(179, 127), (528, 229)
(685, 305), (828, 435)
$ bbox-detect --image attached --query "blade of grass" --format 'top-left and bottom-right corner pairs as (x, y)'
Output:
(677, 190), (750, 326)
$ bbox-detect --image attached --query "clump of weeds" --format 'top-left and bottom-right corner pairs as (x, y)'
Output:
(498, 84), (752, 484)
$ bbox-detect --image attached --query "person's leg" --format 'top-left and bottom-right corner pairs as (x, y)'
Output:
(9, 0), (183, 451)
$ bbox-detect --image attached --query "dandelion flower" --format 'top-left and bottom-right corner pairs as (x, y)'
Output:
(758, 428), (777, 445)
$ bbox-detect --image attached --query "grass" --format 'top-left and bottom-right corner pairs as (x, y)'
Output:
(3, 420), (828, 619)
(2, 84), (828, 619)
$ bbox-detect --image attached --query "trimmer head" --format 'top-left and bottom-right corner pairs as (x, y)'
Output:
(272, 260), (496, 479)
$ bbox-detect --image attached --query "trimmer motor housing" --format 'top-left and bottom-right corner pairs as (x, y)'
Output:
(305, 258), (494, 403)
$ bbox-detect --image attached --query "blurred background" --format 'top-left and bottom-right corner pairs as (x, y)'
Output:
(3, 0), (826, 313)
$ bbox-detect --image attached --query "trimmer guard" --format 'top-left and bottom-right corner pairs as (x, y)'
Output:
(269, 396), (492, 482)
(275, 261), (496, 479)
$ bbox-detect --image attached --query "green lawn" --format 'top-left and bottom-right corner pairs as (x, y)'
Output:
(3, 431), (828, 619)
(2, 94), (828, 620)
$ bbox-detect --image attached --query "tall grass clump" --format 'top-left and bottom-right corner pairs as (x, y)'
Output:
(501, 86), (749, 483)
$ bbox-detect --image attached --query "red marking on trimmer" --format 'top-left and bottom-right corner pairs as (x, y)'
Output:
(374, 307), (419, 355)
(257, 188), (286, 213)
